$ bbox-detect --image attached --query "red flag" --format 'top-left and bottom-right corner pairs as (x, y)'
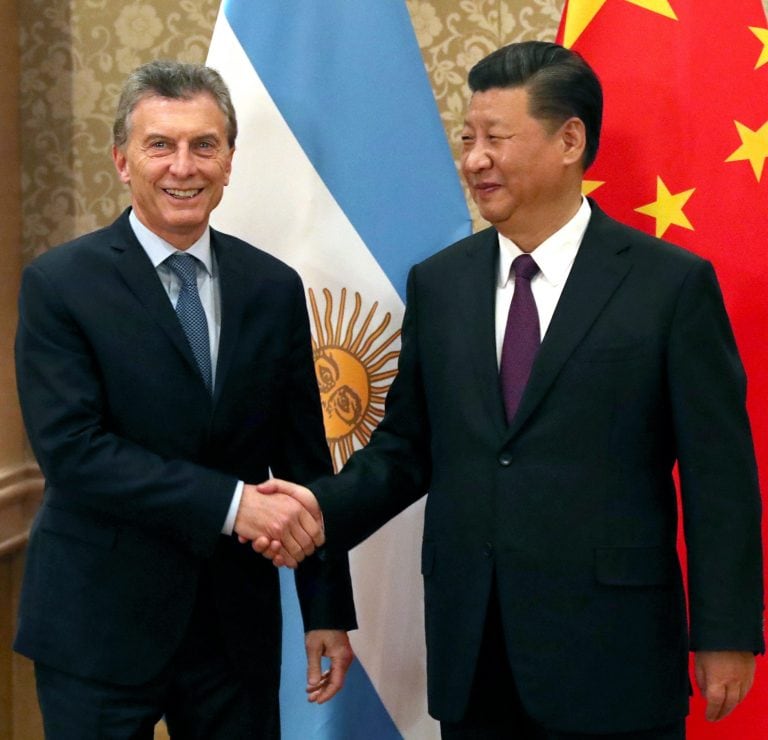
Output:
(557, 1), (768, 737)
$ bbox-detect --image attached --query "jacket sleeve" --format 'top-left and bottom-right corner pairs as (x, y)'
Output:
(669, 259), (764, 652)
(311, 265), (432, 552)
(269, 276), (357, 631)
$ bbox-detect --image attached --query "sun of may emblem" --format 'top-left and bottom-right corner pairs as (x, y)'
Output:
(308, 288), (401, 472)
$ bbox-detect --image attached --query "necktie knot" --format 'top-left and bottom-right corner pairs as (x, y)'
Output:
(512, 253), (539, 282)
(167, 253), (201, 287)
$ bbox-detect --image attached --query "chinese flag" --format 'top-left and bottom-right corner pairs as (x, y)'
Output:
(557, 1), (768, 738)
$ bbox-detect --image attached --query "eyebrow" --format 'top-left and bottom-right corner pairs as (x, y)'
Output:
(142, 131), (223, 142)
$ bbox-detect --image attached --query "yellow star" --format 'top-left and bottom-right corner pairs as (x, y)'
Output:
(749, 26), (768, 69)
(725, 119), (768, 181)
(635, 177), (695, 239)
(582, 180), (605, 196)
(625, 0), (677, 18)
(562, 0), (608, 48)
(562, 0), (677, 48)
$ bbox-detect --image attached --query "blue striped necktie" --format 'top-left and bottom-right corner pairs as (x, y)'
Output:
(166, 253), (213, 393)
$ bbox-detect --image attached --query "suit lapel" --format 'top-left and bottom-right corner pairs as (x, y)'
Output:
(459, 228), (510, 436)
(504, 205), (633, 440)
(109, 212), (201, 378)
(211, 231), (251, 402)
(111, 219), (259, 402)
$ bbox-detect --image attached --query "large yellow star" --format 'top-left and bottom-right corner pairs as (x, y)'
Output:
(635, 177), (695, 239)
(562, 0), (678, 48)
(749, 26), (768, 69)
(725, 119), (768, 181)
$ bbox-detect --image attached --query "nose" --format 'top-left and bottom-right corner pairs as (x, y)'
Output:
(168, 145), (197, 178)
(461, 141), (492, 174)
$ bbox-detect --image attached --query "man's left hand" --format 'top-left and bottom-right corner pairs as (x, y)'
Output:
(694, 650), (755, 721)
(304, 630), (354, 704)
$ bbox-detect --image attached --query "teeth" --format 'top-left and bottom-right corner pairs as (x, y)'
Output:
(165, 189), (200, 198)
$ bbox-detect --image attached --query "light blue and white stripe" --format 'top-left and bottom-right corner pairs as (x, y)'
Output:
(207, 2), (471, 736)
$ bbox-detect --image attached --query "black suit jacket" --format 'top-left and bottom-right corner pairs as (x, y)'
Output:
(14, 209), (356, 690)
(312, 202), (763, 733)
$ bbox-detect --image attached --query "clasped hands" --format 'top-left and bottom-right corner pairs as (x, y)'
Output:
(234, 480), (353, 704)
(233, 479), (323, 569)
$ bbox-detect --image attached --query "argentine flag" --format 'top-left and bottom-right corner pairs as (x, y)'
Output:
(207, 2), (471, 737)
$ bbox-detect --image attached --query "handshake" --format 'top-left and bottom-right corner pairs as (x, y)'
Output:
(234, 479), (323, 568)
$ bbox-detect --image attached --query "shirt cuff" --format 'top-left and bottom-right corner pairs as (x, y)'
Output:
(222, 480), (245, 535)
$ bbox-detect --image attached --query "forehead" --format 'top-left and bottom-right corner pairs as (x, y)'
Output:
(129, 92), (227, 134)
(464, 86), (531, 126)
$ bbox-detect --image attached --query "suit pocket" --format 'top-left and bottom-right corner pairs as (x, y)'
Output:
(40, 505), (118, 549)
(595, 546), (674, 586)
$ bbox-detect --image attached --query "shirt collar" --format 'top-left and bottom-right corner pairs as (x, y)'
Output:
(129, 209), (213, 276)
(497, 197), (591, 288)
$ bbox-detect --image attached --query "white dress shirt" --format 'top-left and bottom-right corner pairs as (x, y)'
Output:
(495, 198), (592, 367)
(129, 211), (242, 535)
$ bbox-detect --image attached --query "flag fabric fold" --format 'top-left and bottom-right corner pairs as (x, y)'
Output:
(558, 2), (768, 737)
(207, 2), (471, 737)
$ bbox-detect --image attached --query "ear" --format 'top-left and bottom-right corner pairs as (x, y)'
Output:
(112, 145), (131, 184)
(560, 117), (586, 167)
(223, 145), (235, 187)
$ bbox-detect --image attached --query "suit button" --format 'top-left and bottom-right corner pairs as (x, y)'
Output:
(498, 452), (513, 466)
(483, 543), (494, 558)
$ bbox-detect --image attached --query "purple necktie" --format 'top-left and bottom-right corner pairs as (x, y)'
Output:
(500, 253), (540, 423)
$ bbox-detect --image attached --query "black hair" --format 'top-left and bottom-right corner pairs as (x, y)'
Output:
(469, 41), (602, 169)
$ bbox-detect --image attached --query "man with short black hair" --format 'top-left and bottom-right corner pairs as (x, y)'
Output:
(260, 42), (763, 738)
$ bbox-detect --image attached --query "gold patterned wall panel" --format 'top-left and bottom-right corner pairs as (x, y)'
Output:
(19, 0), (220, 260)
(19, 1), (768, 257)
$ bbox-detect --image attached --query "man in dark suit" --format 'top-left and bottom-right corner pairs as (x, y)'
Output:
(258, 42), (763, 738)
(14, 60), (356, 739)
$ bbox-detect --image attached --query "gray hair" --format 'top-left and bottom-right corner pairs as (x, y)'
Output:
(113, 60), (238, 149)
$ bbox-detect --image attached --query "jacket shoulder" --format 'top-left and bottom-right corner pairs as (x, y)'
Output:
(211, 228), (302, 283)
(414, 226), (497, 274)
(23, 221), (134, 291)
(588, 202), (705, 270)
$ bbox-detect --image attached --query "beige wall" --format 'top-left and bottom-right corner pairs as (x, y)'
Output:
(0, 3), (22, 463)
(1, 0), (44, 735)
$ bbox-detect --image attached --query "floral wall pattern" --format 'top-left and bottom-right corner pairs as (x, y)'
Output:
(19, 0), (218, 257)
(18, 0), (768, 258)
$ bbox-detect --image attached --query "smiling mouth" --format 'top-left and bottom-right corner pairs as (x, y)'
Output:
(164, 188), (202, 199)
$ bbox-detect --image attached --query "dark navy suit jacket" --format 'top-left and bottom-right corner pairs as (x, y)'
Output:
(15, 208), (356, 690)
(312, 202), (763, 733)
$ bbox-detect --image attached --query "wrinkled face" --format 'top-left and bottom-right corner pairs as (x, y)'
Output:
(460, 87), (572, 237)
(112, 92), (234, 249)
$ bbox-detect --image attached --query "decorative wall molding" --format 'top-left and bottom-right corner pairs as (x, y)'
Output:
(0, 463), (43, 557)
